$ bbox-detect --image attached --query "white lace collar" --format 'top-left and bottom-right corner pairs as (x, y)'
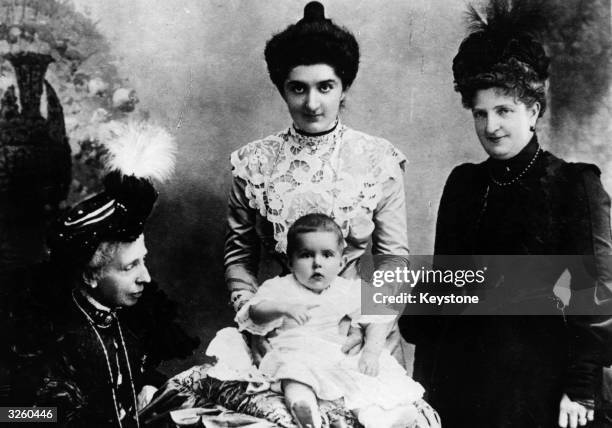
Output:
(288, 120), (342, 152)
(231, 124), (406, 253)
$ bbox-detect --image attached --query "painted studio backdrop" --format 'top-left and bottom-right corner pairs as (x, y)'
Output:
(3, 0), (610, 373)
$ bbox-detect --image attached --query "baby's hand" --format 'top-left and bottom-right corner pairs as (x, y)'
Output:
(358, 350), (380, 377)
(283, 303), (319, 325)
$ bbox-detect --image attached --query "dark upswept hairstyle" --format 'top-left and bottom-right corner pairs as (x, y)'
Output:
(264, 1), (360, 93)
(452, 0), (550, 116)
(286, 213), (344, 257)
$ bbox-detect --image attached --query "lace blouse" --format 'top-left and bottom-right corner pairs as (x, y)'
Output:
(224, 123), (409, 309)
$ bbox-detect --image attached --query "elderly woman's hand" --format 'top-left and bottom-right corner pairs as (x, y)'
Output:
(558, 394), (594, 428)
(137, 385), (158, 411)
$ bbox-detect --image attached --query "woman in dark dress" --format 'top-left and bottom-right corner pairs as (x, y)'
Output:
(400, 2), (612, 428)
(9, 123), (199, 427)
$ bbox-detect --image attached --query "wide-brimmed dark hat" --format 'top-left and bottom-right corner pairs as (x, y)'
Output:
(48, 121), (176, 268)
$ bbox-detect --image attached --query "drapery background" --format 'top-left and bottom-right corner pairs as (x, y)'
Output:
(69, 0), (611, 373)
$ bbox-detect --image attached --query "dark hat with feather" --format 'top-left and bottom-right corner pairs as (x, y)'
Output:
(48, 121), (176, 268)
(452, 0), (550, 114)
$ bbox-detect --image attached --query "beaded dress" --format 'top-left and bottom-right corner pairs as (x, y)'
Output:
(11, 274), (198, 427)
(37, 290), (143, 427)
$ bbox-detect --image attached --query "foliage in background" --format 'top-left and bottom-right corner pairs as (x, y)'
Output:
(0, 0), (141, 205)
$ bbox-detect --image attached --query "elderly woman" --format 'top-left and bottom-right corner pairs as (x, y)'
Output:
(400, 2), (612, 428)
(9, 123), (199, 426)
(225, 2), (408, 334)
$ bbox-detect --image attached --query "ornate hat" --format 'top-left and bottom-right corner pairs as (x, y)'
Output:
(452, 0), (550, 107)
(48, 121), (176, 268)
(264, 1), (359, 91)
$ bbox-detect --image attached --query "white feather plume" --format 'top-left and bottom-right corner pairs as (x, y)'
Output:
(99, 120), (177, 182)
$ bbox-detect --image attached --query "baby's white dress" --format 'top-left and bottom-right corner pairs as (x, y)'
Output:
(235, 274), (424, 411)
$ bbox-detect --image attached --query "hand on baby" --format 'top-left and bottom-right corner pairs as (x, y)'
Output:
(137, 385), (158, 411)
(284, 303), (319, 325)
(358, 349), (380, 377)
(558, 393), (594, 428)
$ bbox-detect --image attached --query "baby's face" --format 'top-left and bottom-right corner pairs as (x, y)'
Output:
(289, 231), (344, 293)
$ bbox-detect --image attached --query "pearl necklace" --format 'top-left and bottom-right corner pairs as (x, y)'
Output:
(489, 147), (541, 187)
(72, 292), (140, 428)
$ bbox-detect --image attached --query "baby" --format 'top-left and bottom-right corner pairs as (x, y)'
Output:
(236, 213), (423, 428)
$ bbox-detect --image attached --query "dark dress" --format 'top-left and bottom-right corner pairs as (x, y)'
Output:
(9, 267), (199, 427)
(36, 291), (155, 427)
(400, 138), (612, 428)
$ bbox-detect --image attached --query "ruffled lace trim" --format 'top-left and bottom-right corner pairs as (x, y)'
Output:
(235, 295), (284, 336)
(230, 123), (407, 253)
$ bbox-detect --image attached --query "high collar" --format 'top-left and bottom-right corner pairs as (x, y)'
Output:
(289, 120), (343, 151)
(74, 288), (117, 328)
(487, 135), (540, 182)
(293, 119), (339, 137)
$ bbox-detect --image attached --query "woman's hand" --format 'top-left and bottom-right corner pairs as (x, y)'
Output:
(358, 349), (380, 376)
(558, 394), (594, 428)
(136, 385), (158, 411)
(230, 290), (255, 312)
(341, 324), (364, 355)
(249, 334), (272, 366)
(283, 303), (319, 325)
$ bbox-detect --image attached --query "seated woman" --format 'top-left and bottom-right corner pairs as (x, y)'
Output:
(154, 217), (438, 428)
(9, 123), (199, 427)
(225, 4), (410, 360)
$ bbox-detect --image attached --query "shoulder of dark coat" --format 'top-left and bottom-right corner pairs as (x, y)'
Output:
(443, 161), (486, 190)
(561, 161), (602, 180)
(449, 161), (482, 176)
(540, 151), (602, 185)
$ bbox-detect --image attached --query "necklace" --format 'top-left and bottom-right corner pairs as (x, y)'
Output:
(489, 147), (541, 187)
(72, 292), (140, 428)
